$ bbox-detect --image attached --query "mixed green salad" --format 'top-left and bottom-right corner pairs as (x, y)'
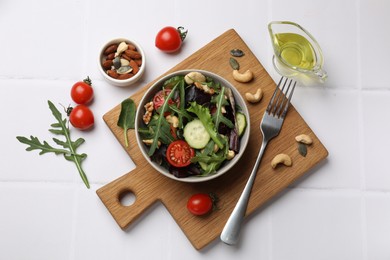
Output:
(138, 71), (247, 178)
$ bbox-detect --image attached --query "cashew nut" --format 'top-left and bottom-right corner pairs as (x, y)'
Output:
(166, 115), (179, 128)
(232, 69), (254, 83)
(271, 153), (292, 169)
(184, 71), (206, 84)
(295, 134), (313, 145)
(194, 81), (215, 95)
(142, 139), (161, 147)
(245, 88), (263, 103)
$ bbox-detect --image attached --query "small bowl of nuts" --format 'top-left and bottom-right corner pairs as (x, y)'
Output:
(98, 38), (145, 87)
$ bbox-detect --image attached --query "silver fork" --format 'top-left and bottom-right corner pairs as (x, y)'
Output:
(220, 76), (297, 245)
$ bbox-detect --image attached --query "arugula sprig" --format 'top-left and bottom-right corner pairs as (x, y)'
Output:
(146, 84), (179, 156)
(211, 86), (234, 130)
(16, 100), (90, 189)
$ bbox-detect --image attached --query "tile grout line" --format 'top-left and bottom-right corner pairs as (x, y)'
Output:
(356, 0), (368, 259)
(266, 1), (274, 259)
(69, 1), (91, 259)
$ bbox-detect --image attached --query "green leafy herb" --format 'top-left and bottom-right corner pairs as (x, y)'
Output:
(187, 102), (225, 149)
(117, 98), (136, 147)
(211, 86), (234, 130)
(191, 137), (229, 174)
(145, 84), (179, 156)
(16, 100), (90, 188)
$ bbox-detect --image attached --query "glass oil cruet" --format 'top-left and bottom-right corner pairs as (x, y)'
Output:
(268, 21), (327, 85)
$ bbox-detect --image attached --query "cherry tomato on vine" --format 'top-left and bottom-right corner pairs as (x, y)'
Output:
(166, 140), (194, 168)
(71, 77), (94, 104)
(187, 193), (216, 216)
(68, 105), (94, 130)
(155, 26), (188, 53)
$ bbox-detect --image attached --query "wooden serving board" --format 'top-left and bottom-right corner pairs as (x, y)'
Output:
(96, 29), (328, 250)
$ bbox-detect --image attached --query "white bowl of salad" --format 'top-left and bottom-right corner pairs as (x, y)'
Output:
(135, 69), (250, 182)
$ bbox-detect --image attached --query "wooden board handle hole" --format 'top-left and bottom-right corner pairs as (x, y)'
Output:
(119, 190), (136, 207)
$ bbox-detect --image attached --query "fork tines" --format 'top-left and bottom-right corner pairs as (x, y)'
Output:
(266, 77), (297, 118)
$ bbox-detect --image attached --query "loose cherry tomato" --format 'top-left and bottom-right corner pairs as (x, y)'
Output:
(166, 140), (194, 168)
(69, 105), (94, 130)
(155, 26), (188, 53)
(187, 193), (214, 216)
(71, 77), (94, 104)
(153, 89), (178, 112)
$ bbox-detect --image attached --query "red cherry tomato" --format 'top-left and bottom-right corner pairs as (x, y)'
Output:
(166, 140), (194, 168)
(155, 26), (188, 53)
(187, 193), (213, 216)
(71, 77), (94, 104)
(69, 105), (94, 130)
(153, 89), (178, 112)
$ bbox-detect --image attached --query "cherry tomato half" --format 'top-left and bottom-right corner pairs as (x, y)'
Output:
(69, 105), (94, 130)
(155, 26), (188, 53)
(166, 140), (194, 168)
(71, 77), (94, 104)
(187, 193), (213, 216)
(153, 89), (178, 112)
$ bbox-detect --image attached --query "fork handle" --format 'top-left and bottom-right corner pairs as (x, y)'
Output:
(220, 140), (269, 245)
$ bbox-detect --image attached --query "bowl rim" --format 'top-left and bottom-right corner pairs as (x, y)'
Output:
(98, 37), (146, 87)
(135, 69), (250, 183)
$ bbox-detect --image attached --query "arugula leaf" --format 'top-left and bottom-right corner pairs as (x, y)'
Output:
(187, 102), (225, 149)
(211, 86), (234, 130)
(16, 100), (90, 189)
(117, 98), (136, 147)
(146, 84), (179, 156)
(168, 104), (193, 121)
(163, 75), (184, 88)
(177, 79), (186, 128)
(16, 136), (69, 155)
(191, 138), (229, 175)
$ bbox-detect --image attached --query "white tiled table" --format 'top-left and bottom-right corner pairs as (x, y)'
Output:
(1, 0), (389, 259)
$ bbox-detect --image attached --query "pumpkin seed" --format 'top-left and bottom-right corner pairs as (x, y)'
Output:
(298, 142), (307, 157)
(230, 48), (244, 57)
(117, 66), (133, 74)
(113, 57), (121, 69)
(120, 58), (130, 66)
(229, 57), (240, 70)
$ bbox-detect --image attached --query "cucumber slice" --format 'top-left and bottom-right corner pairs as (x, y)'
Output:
(236, 112), (247, 136)
(183, 119), (210, 149)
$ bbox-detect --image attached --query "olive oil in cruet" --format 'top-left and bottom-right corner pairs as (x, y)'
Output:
(273, 33), (316, 70)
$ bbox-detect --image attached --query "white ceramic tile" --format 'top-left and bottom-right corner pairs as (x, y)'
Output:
(271, 189), (363, 260)
(289, 87), (361, 189)
(365, 193), (390, 259)
(270, 0), (359, 89)
(0, 0), (86, 79)
(0, 183), (75, 260)
(360, 0), (390, 89)
(362, 91), (390, 190)
(1, 0), (389, 258)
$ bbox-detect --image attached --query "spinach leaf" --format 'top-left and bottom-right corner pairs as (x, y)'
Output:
(117, 98), (136, 147)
